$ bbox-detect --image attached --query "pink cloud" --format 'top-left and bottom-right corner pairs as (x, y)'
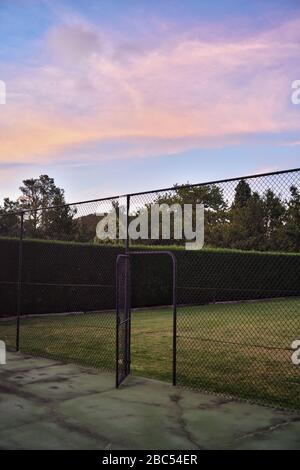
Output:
(0, 16), (299, 164)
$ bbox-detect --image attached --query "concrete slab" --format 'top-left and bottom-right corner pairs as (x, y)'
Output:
(0, 393), (46, 432)
(0, 352), (299, 450)
(1, 421), (104, 450)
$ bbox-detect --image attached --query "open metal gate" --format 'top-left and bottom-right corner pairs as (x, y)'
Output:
(116, 254), (131, 387)
(116, 251), (177, 388)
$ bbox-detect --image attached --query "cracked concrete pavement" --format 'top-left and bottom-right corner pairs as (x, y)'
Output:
(0, 351), (299, 450)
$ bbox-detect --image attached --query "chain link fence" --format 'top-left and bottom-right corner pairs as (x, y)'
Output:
(0, 168), (299, 409)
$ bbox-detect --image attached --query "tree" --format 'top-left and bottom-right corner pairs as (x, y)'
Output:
(0, 198), (21, 237)
(283, 185), (300, 252)
(233, 179), (252, 208)
(229, 183), (265, 250)
(74, 214), (100, 243)
(0, 175), (75, 240)
(262, 189), (286, 250)
(141, 183), (228, 247)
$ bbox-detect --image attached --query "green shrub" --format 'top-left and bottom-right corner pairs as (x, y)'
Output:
(0, 238), (299, 316)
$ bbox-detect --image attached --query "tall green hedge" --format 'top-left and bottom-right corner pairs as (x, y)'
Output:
(0, 238), (299, 317)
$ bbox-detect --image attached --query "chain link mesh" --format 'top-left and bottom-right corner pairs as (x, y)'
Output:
(129, 170), (300, 409)
(116, 255), (131, 386)
(0, 168), (299, 409)
(0, 216), (19, 350)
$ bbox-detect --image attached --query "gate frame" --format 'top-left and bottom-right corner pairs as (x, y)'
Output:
(116, 250), (177, 388)
(116, 254), (131, 388)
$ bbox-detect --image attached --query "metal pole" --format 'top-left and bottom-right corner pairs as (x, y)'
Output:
(116, 255), (121, 388)
(116, 254), (131, 388)
(124, 256), (130, 376)
(172, 257), (177, 386)
(126, 195), (131, 374)
(16, 212), (24, 352)
(125, 194), (130, 254)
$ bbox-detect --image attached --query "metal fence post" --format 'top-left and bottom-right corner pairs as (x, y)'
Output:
(125, 194), (130, 254)
(126, 195), (131, 371)
(172, 256), (177, 386)
(16, 211), (24, 352)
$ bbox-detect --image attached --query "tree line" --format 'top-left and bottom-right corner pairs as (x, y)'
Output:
(0, 174), (299, 252)
(151, 179), (300, 252)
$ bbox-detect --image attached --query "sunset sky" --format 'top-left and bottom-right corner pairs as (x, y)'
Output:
(0, 0), (299, 203)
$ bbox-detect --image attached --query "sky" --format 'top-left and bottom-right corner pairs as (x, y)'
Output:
(0, 0), (299, 203)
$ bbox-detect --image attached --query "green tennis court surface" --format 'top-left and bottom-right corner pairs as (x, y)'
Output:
(0, 351), (300, 450)
(1, 298), (299, 409)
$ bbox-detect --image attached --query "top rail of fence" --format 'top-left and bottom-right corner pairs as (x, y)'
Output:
(3, 166), (300, 216)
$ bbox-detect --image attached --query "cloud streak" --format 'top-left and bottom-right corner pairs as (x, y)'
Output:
(1, 14), (300, 165)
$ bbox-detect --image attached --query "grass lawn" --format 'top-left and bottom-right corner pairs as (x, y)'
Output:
(1, 298), (299, 409)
